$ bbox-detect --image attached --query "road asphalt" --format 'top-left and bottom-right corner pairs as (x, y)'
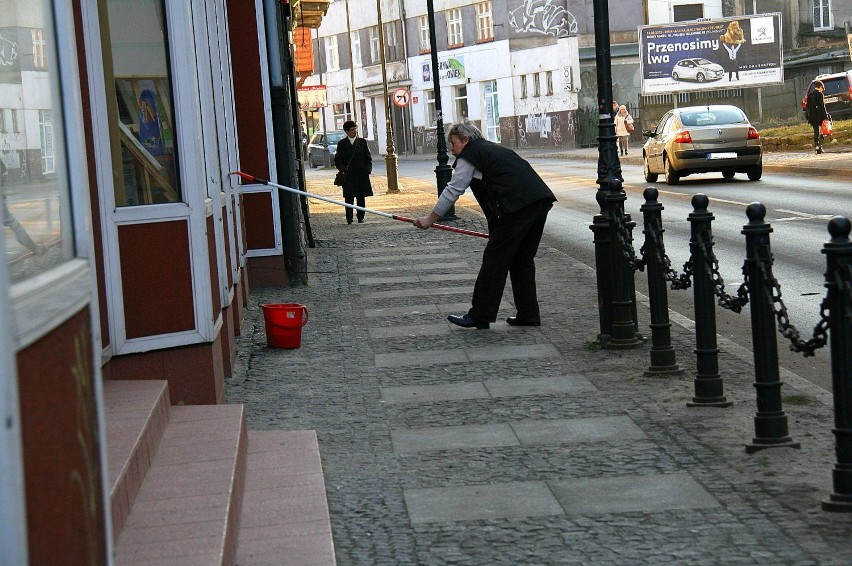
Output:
(228, 148), (852, 565)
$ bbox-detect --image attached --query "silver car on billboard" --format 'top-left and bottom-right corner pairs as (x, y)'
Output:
(671, 58), (725, 83)
(642, 105), (763, 185)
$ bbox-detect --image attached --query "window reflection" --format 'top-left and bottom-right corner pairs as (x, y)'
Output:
(2, 1), (70, 284)
(106, 0), (181, 206)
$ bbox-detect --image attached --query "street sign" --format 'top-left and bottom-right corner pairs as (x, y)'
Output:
(392, 88), (411, 107)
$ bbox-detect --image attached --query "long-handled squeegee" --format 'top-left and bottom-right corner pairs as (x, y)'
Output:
(230, 171), (489, 239)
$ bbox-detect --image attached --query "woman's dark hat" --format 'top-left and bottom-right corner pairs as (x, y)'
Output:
(342, 120), (357, 132)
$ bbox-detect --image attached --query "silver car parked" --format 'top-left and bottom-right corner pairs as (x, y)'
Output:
(642, 105), (763, 185)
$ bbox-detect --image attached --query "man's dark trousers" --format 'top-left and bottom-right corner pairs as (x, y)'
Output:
(469, 199), (552, 323)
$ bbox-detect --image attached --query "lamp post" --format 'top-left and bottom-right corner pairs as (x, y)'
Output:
(375, 0), (400, 193)
(426, 0), (455, 218)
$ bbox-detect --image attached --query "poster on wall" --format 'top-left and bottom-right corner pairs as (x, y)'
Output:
(639, 13), (783, 95)
(298, 85), (327, 109)
(421, 55), (466, 84)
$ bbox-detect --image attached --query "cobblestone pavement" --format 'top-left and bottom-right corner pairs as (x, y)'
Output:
(228, 166), (852, 565)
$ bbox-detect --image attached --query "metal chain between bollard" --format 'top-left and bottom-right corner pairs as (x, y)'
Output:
(645, 216), (692, 290)
(612, 206), (646, 272)
(693, 228), (750, 313)
(752, 245), (831, 357)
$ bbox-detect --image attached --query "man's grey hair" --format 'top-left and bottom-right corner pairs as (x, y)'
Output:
(448, 123), (483, 142)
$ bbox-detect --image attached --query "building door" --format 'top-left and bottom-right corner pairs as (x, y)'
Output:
(483, 80), (500, 142)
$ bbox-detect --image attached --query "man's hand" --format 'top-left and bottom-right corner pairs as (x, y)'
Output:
(413, 212), (438, 229)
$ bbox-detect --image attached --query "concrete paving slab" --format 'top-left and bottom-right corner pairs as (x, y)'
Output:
(391, 423), (518, 453)
(363, 286), (474, 299)
(363, 304), (442, 318)
(357, 274), (476, 285)
(404, 481), (564, 524)
(510, 415), (648, 447)
(548, 472), (720, 516)
(353, 253), (461, 264)
(466, 343), (561, 362)
(484, 375), (598, 397)
(355, 261), (470, 274)
(368, 323), (451, 339)
(380, 381), (489, 405)
(374, 348), (468, 368)
(352, 245), (449, 255)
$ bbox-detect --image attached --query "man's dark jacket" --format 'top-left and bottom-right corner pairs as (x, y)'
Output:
(334, 137), (373, 199)
(455, 138), (555, 223)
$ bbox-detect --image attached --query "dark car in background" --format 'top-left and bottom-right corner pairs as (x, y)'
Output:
(307, 131), (346, 168)
(801, 71), (852, 120)
(642, 104), (763, 185)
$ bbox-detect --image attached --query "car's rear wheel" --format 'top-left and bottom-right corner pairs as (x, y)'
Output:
(643, 155), (658, 183)
(308, 155), (316, 168)
(664, 156), (680, 185)
(722, 169), (735, 179)
(697, 72), (706, 82)
(747, 164), (762, 181)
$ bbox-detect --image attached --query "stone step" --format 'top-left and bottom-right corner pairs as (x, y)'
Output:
(236, 430), (335, 565)
(113, 404), (247, 565)
(104, 380), (171, 540)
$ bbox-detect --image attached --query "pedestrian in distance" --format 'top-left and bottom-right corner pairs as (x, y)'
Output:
(614, 105), (634, 156)
(806, 80), (829, 154)
(413, 123), (556, 329)
(334, 120), (373, 224)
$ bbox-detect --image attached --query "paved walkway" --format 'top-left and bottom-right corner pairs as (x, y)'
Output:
(229, 163), (852, 565)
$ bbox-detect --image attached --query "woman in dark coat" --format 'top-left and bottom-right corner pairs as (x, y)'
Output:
(806, 80), (828, 154)
(334, 120), (373, 223)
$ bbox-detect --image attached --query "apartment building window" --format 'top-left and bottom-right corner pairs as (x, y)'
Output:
(520, 75), (528, 98)
(385, 22), (400, 61)
(533, 73), (541, 97)
(672, 3), (703, 22)
(0, 109), (5, 132)
(324, 35), (339, 71)
(546, 71), (553, 95)
(333, 103), (351, 130)
(419, 15), (430, 52)
(351, 31), (362, 67)
(454, 85), (468, 121)
(447, 8), (463, 47)
(425, 89), (436, 127)
(813, 0), (832, 30)
(476, 2), (494, 42)
(32, 29), (46, 68)
(369, 26), (380, 64)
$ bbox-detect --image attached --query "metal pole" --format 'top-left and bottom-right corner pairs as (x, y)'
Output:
(822, 216), (852, 511)
(641, 187), (682, 376)
(344, 0), (358, 123)
(687, 194), (732, 407)
(375, 0), (400, 193)
(741, 203), (799, 452)
(590, 190), (613, 343)
(605, 179), (641, 349)
(426, 0), (455, 219)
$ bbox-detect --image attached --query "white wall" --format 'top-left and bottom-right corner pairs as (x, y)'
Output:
(647, 0), (723, 25)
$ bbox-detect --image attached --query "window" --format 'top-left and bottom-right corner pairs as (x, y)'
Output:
(483, 80), (500, 142)
(32, 29), (46, 68)
(351, 31), (361, 67)
(385, 22), (400, 61)
(333, 103), (351, 130)
(419, 15), (430, 53)
(324, 35), (339, 71)
(38, 110), (55, 174)
(105, 0), (182, 206)
(672, 3), (703, 22)
(533, 73), (541, 97)
(546, 71), (553, 95)
(454, 85), (468, 121)
(11, 109), (19, 133)
(447, 8), (463, 47)
(425, 89), (436, 127)
(369, 26), (380, 64)
(520, 75), (527, 98)
(813, 0), (832, 30)
(476, 2), (493, 42)
(0, 109), (5, 132)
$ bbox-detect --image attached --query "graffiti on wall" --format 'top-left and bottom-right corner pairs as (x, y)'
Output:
(508, 0), (578, 38)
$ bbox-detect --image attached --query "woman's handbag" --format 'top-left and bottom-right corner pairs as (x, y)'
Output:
(626, 121), (634, 133)
(333, 170), (346, 186)
(820, 117), (833, 136)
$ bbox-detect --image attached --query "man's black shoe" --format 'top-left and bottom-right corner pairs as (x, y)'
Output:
(447, 314), (489, 329)
(506, 316), (541, 327)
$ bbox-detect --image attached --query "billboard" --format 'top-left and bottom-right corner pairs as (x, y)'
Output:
(639, 14), (783, 95)
(297, 85), (327, 109)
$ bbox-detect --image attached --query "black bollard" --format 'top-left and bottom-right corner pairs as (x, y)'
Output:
(624, 212), (640, 336)
(591, 190), (614, 344)
(822, 216), (852, 512)
(741, 203), (799, 453)
(641, 188), (683, 376)
(687, 194), (732, 407)
(605, 179), (641, 349)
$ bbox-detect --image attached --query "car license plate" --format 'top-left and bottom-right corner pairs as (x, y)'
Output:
(707, 152), (737, 160)
(824, 96), (839, 104)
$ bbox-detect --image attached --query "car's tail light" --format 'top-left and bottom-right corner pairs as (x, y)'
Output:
(747, 127), (760, 139)
(673, 130), (692, 144)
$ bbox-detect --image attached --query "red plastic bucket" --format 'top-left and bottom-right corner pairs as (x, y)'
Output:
(261, 303), (309, 349)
